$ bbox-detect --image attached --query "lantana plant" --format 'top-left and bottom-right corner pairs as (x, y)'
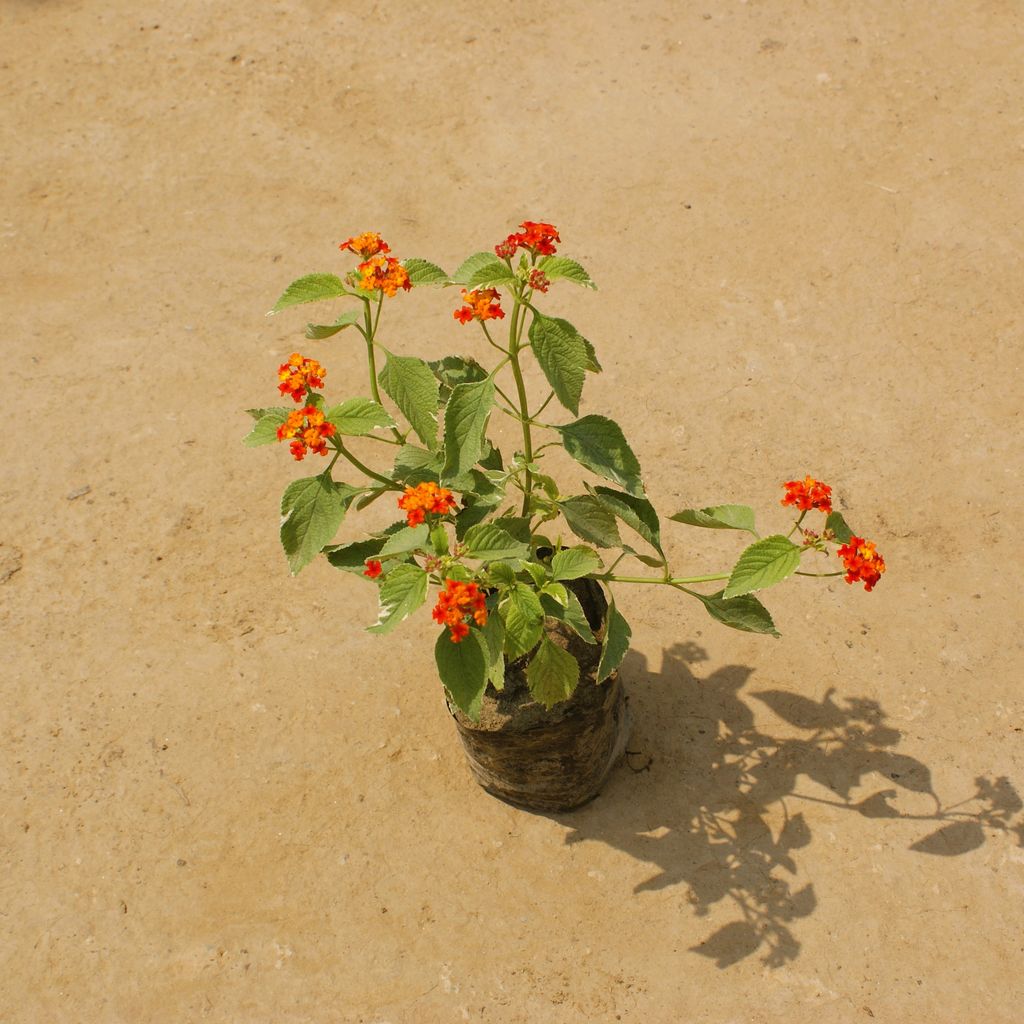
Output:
(246, 225), (885, 719)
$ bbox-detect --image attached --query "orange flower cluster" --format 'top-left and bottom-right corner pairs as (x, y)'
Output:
(339, 232), (391, 259)
(277, 405), (337, 461)
(397, 482), (458, 526)
(432, 578), (488, 643)
(363, 559), (383, 579)
(453, 288), (505, 324)
(837, 536), (886, 592)
(278, 353), (327, 403)
(356, 255), (411, 297)
(528, 269), (550, 293)
(781, 476), (833, 514)
(494, 220), (561, 258)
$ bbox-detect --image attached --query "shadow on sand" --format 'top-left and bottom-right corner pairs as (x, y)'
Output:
(554, 642), (1023, 968)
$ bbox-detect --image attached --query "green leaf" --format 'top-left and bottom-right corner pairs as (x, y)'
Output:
(519, 560), (548, 587)
(450, 251), (515, 288)
(479, 444), (504, 471)
(325, 537), (388, 574)
(528, 314), (589, 416)
(429, 523), (450, 555)
(597, 600), (631, 682)
(501, 584), (544, 661)
(558, 495), (623, 548)
(378, 523), (429, 557)
(304, 309), (363, 339)
(536, 255), (596, 289)
(270, 273), (349, 313)
(540, 581), (569, 605)
(550, 546), (601, 581)
(591, 486), (664, 555)
(378, 354), (440, 450)
(580, 336), (602, 373)
(695, 589), (780, 637)
(670, 504), (758, 536)
(393, 444), (442, 484)
(480, 613), (506, 690)
(243, 407), (290, 447)
(486, 562), (518, 587)
(540, 592), (598, 644)
(526, 636), (580, 709)
(355, 488), (389, 511)
(279, 474), (359, 575)
(453, 500), (493, 539)
(825, 511), (854, 544)
(490, 516), (532, 543)
(463, 523), (530, 562)
(367, 563), (428, 635)
(557, 416), (644, 496)
(402, 258), (448, 286)
(441, 378), (495, 483)
(325, 397), (396, 436)
(723, 535), (802, 599)
(429, 355), (488, 403)
(624, 546), (665, 568)
(435, 628), (488, 720)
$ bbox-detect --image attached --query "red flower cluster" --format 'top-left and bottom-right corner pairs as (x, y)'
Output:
(276, 405), (336, 461)
(781, 476), (833, 514)
(363, 559), (383, 579)
(837, 536), (886, 592)
(453, 288), (505, 324)
(494, 220), (561, 258)
(528, 269), (550, 293)
(339, 232), (391, 259)
(397, 482), (458, 526)
(278, 353), (327, 403)
(356, 255), (411, 297)
(432, 578), (488, 643)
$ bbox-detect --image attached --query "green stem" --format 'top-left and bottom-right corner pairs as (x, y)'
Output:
(332, 440), (403, 490)
(594, 572), (731, 586)
(534, 389), (556, 417)
(480, 322), (510, 355)
(795, 570), (844, 577)
(507, 299), (534, 515)
(362, 299), (405, 445)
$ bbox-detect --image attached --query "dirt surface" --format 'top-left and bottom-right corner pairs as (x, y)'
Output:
(3, 2), (1023, 1021)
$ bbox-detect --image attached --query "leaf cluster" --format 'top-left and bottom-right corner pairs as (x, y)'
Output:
(248, 235), (867, 720)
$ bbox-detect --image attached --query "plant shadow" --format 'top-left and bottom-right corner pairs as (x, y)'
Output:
(553, 642), (1024, 968)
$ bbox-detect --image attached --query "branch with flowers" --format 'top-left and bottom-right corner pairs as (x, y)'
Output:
(246, 225), (886, 719)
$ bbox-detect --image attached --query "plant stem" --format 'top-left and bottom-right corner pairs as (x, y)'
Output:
(507, 299), (534, 515)
(480, 322), (510, 355)
(361, 298), (405, 444)
(594, 572), (732, 586)
(332, 440), (403, 490)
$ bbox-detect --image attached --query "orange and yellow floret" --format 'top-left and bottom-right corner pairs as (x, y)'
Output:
(276, 406), (336, 461)
(432, 578), (488, 643)
(837, 536), (886, 592)
(453, 288), (505, 324)
(339, 232), (391, 259)
(397, 482), (458, 527)
(781, 476), (833, 514)
(363, 559), (383, 579)
(278, 353), (327, 403)
(356, 255), (411, 297)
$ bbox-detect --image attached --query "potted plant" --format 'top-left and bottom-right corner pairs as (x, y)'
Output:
(245, 224), (886, 812)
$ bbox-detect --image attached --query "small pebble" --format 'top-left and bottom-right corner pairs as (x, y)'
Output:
(67, 485), (91, 501)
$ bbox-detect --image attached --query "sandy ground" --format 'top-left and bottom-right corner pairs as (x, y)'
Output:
(3, 1), (1023, 1021)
